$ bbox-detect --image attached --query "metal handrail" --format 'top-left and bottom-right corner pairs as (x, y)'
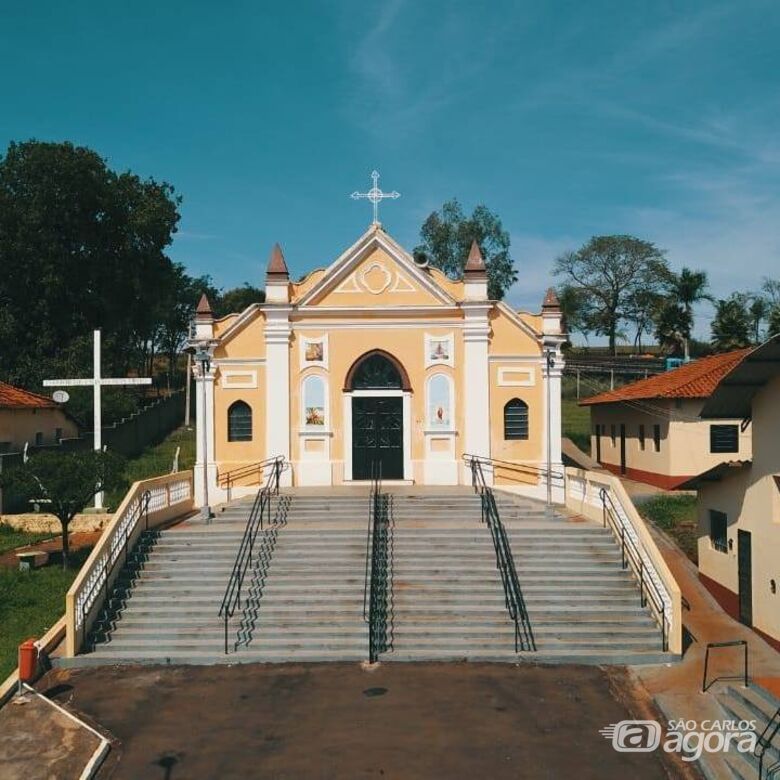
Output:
(218, 456), (284, 502)
(467, 457), (536, 652)
(218, 456), (285, 654)
(701, 639), (749, 693)
(463, 453), (565, 484)
(364, 460), (388, 662)
(599, 487), (669, 651)
(756, 705), (780, 780)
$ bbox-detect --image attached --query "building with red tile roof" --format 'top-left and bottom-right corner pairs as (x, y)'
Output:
(578, 350), (753, 489)
(0, 381), (79, 452)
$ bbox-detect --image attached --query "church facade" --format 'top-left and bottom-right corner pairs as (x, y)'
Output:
(190, 223), (565, 503)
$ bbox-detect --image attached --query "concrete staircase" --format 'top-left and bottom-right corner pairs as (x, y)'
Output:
(699, 684), (780, 780)
(386, 493), (668, 663)
(73, 487), (672, 666)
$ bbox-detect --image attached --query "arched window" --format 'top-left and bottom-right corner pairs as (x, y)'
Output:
(504, 399), (529, 440)
(351, 353), (402, 389)
(303, 375), (327, 427)
(427, 373), (452, 428)
(228, 401), (252, 442)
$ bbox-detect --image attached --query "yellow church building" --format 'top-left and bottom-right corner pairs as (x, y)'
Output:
(189, 222), (565, 503)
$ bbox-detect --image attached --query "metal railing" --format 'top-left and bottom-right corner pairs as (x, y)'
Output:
(218, 456), (285, 654)
(464, 455), (536, 652)
(701, 639), (749, 693)
(463, 453), (564, 487)
(364, 461), (389, 663)
(218, 457), (284, 502)
(600, 488), (669, 651)
(757, 705), (780, 780)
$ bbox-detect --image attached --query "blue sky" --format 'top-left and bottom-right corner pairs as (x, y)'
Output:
(2, 1), (779, 341)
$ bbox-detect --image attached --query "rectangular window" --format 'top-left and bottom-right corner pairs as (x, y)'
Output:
(638, 424), (645, 451)
(653, 424), (661, 452)
(35, 432), (43, 446)
(610, 424), (616, 447)
(710, 424), (739, 454)
(55, 428), (63, 442)
(709, 510), (728, 553)
(595, 424), (602, 463)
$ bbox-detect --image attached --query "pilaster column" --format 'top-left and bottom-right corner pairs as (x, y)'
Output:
(265, 306), (293, 486)
(462, 302), (492, 484)
(193, 358), (218, 507)
(542, 340), (565, 502)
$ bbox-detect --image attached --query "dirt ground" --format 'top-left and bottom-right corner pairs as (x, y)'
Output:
(38, 662), (695, 780)
(0, 531), (101, 568)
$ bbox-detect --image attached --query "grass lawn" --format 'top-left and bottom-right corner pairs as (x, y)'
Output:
(105, 426), (196, 509)
(0, 525), (53, 556)
(563, 398), (591, 453)
(639, 494), (699, 563)
(0, 547), (91, 680)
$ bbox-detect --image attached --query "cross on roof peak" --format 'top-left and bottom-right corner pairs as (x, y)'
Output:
(350, 170), (400, 226)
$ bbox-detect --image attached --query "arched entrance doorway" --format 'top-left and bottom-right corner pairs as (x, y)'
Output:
(344, 350), (411, 480)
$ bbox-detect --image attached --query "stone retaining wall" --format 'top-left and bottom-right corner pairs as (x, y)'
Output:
(0, 513), (111, 534)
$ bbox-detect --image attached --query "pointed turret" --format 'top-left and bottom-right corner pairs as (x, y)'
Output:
(542, 287), (561, 311)
(464, 239), (488, 300)
(266, 243), (289, 278)
(196, 293), (213, 319)
(465, 240), (486, 274)
(266, 242), (290, 303)
(541, 287), (563, 335)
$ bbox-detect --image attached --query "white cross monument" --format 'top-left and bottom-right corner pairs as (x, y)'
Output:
(43, 329), (152, 509)
(350, 170), (400, 225)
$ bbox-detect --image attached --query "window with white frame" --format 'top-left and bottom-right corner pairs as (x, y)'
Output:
(302, 374), (327, 427)
(427, 373), (452, 428)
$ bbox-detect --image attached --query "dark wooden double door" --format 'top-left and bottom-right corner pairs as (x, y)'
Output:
(352, 397), (403, 480)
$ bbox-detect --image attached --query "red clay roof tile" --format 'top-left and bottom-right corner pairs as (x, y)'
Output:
(579, 348), (752, 406)
(0, 381), (59, 409)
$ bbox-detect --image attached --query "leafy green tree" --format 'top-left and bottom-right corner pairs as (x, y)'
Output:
(0, 140), (181, 388)
(214, 284), (266, 317)
(748, 295), (769, 343)
(667, 267), (711, 359)
(0, 450), (125, 568)
(415, 199), (517, 300)
(767, 305), (780, 338)
(626, 289), (664, 352)
(156, 266), (218, 384)
(654, 301), (692, 356)
(554, 236), (672, 355)
(556, 285), (591, 341)
(711, 294), (752, 351)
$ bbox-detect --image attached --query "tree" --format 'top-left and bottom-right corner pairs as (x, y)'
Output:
(554, 236), (672, 355)
(0, 450), (125, 568)
(415, 199), (517, 300)
(711, 294), (752, 351)
(654, 301), (692, 356)
(0, 140), (181, 389)
(626, 288), (664, 352)
(668, 267), (711, 359)
(556, 285), (592, 341)
(767, 305), (780, 339)
(214, 284), (266, 317)
(748, 295), (769, 343)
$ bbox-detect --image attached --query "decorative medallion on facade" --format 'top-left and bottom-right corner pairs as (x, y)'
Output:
(425, 333), (455, 368)
(300, 335), (328, 370)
